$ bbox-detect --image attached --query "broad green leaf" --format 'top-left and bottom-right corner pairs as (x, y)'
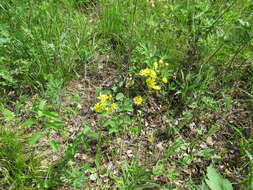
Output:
(205, 166), (233, 190)
(116, 92), (124, 100)
(201, 181), (207, 190)
(29, 132), (42, 144)
(49, 140), (60, 151)
(121, 100), (133, 112)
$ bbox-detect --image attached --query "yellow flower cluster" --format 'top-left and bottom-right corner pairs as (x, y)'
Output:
(133, 96), (143, 105)
(94, 94), (117, 113)
(139, 68), (160, 90)
(139, 59), (169, 90)
(146, 78), (161, 90)
(139, 68), (157, 79)
(98, 94), (112, 102)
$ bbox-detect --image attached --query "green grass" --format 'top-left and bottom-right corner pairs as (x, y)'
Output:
(0, 127), (42, 190)
(0, 0), (92, 97)
(0, 0), (252, 189)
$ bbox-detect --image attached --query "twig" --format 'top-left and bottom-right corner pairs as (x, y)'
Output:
(226, 42), (248, 68)
(203, 44), (224, 65)
(238, 88), (253, 98)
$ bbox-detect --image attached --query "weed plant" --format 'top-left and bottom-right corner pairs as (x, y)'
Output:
(0, 0), (252, 189)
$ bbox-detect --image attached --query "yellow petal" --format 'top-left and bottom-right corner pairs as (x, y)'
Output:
(133, 96), (143, 105)
(162, 77), (168, 83)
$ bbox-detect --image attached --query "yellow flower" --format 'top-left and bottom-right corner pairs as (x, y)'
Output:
(98, 95), (108, 102)
(149, 70), (157, 79)
(133, 96), (143, 105)
(110, 103), (117, 111)
(98, 94), (112, 102)
(162, 77), (168, 83)
(139, 68), (157, 79)
(146, 77), (155, 88)
(152, 85), (161, 90)
(146, 78), (161, 90)
(94, 102), (106, 112)
(139, 68), (151, 76)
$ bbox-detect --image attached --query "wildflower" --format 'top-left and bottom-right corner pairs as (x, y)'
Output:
(110, 103), (117, 111)
(149, 70), (157, 79)
(139, 68), (157, 79)
(152, 85), (161, 90)
(94, 102), (106, 112)
(139, 68), (151, 77)
(98, 94), (108, 102)
(146, 77), (155, 88)
(133, 96), (143, 105)
(98, 94), (112, 102)
(159, 59), (164, 64)
(146, 78), (161, 90)
(162, 77), (168, 83)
